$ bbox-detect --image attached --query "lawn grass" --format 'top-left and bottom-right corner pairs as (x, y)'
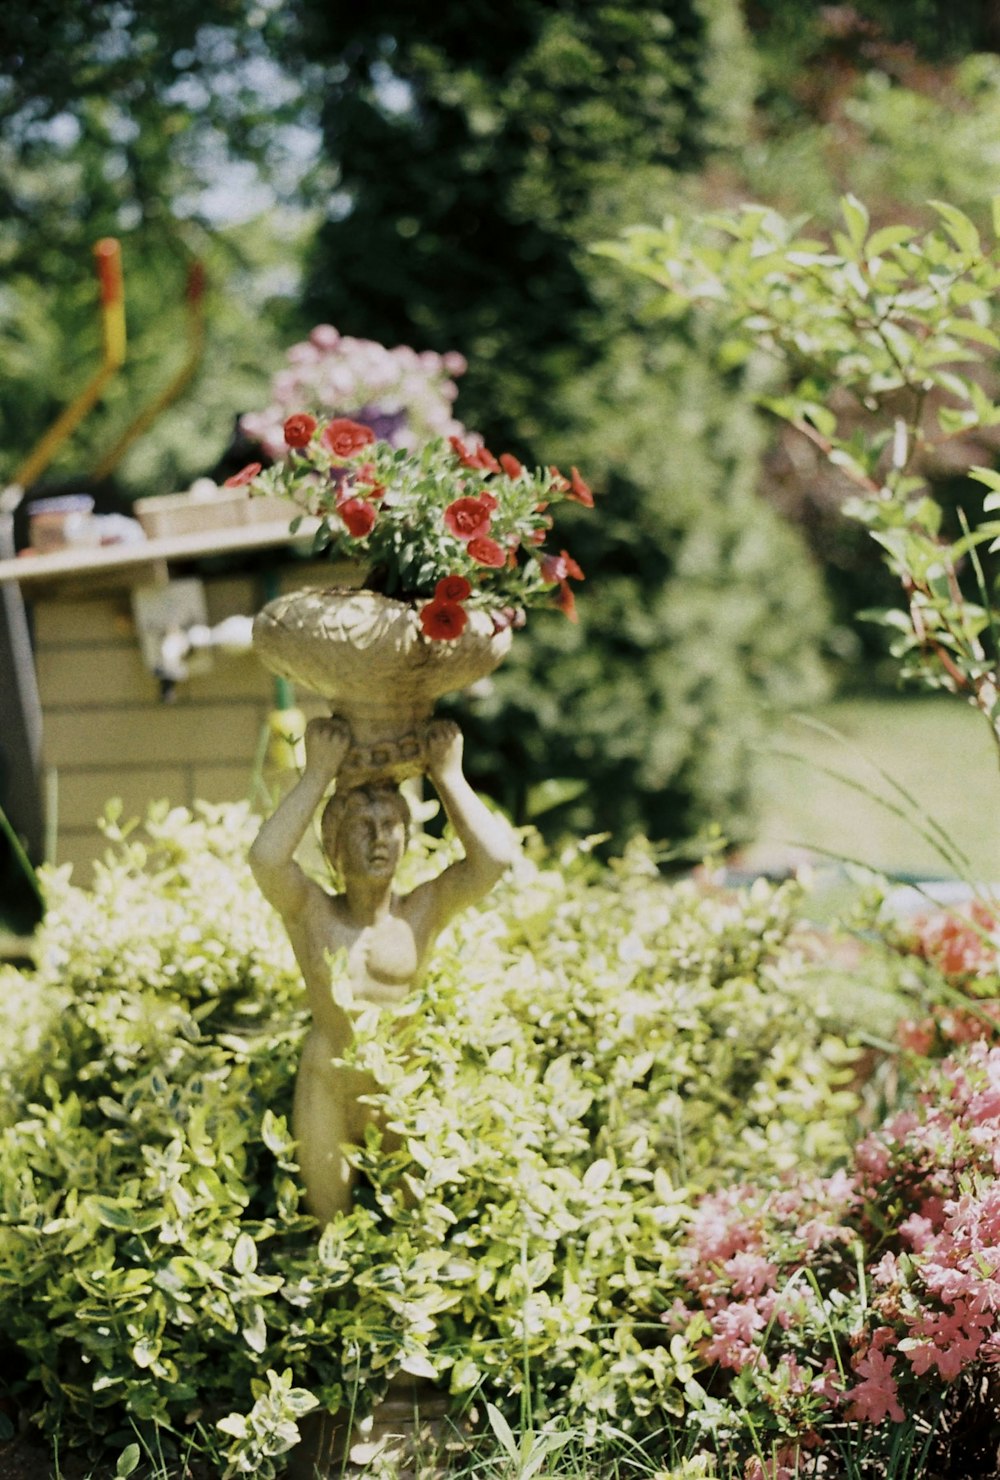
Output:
(749, 694), (1000, 882)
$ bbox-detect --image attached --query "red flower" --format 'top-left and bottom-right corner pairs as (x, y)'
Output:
(322, 418), (376, 458)
(541, 549), (585, 584)
(444, 496), (493, 542)
(435, 575), (472, 603)
(420, 599), (468, 640)
(549, 466), (571, 493)
(478, 491), (499, 513)
(499, 453), (524, 478)
(467, 535), (506, 568)
(224, 462), (262, 487)
(568, 466), (594, 507)
(283, 413), (318, 448)
(449, 436), (500, 474)
(337, 497), (377, 538)
(555, 581), (578, 622)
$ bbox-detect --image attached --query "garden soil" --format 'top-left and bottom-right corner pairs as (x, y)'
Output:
(0, 1436), (89, 1478)
(0, 1436), (216, 1478)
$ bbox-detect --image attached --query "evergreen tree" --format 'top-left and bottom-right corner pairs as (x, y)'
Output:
(290, 0), (830, 847)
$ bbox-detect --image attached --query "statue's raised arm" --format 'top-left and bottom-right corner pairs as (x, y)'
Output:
(249, 717), (352, 924)
(409, 718), (517, 940)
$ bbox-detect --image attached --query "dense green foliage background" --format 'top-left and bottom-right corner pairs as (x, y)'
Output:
(0, 804), (862, 1474)
(4, 2), (1000, 850)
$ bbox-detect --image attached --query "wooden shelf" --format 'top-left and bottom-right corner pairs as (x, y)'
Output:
(0, 519), (320, 589)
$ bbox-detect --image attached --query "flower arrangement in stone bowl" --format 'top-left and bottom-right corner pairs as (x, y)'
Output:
(227, 413), (593, 638)
(237, 324), (467, 460)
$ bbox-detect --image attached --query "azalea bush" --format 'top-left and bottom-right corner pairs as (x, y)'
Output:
(230, 417), (593, 632)
(663, 1038), (1000, 1479)
(874, 895), (1000, 1060)
(237, 323), (468, 461)
(0, 803), (864, 1476)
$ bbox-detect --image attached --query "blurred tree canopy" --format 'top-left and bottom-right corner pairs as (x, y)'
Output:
(291, 0), (753, 445)
(281, 0), (830, 847)
(17, 1), (1000, 845)
(0, 1), (315, 492)
(746, 0), (1000, 68)
(0, 0), (835, 849)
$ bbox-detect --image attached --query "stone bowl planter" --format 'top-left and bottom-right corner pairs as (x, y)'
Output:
(253, 586), (511, 784)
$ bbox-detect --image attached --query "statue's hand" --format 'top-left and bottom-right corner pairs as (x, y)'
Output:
(423, 717), (463, 780)
(304, 716), (353, 781)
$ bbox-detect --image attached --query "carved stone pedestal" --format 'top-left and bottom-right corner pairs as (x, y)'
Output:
(286, 1378), (453, 1479)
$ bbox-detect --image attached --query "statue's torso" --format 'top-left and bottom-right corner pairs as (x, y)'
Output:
(289, 888), (427, 1178)
(287, 886), (435, 1056)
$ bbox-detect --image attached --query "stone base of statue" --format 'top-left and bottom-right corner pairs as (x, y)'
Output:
(285, 1377), (454, 1478)
(253, 587), (511, 787)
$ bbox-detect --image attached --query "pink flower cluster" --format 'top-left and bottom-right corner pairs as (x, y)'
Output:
(908, 899), (999, 979)
(662, 1043), (1000, 1468)
(891, 898), (1000, 1057)
(239, 324), (467, 460)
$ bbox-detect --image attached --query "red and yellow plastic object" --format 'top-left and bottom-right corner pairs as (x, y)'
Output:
(13, 239), (127, 491)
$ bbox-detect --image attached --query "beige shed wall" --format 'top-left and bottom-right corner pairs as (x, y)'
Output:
(29, 565), (330, 878)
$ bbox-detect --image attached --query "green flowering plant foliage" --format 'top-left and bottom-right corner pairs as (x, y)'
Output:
(600, 194), (1000, 764)
(226, 418), (593, 634)
(0, 804), (860, 1474)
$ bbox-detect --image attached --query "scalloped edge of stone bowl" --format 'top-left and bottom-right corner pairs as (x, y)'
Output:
(252, 586), (512, 783)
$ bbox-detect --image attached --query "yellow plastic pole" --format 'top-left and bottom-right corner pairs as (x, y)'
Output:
(91, 258), (207, 480)
(13, 239), (127, 491)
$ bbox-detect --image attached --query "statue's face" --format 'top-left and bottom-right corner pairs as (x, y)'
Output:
(335, 791), (407, 882)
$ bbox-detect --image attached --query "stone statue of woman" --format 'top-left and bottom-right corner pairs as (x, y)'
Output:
(249, 715), (515, 1224)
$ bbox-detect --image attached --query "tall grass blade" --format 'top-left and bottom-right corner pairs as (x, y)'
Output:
(769, 711), (977, 882)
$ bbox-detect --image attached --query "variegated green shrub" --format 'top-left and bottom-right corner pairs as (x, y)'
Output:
(0, 804), (859, 1474)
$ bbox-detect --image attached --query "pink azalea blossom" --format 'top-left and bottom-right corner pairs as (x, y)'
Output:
(843, 1348), (905, 1424)
(722, 1253), (779, 1298)
(702, 1299), (766, 1369)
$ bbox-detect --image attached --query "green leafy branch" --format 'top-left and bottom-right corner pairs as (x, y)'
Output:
(601, 195), (1000, 763)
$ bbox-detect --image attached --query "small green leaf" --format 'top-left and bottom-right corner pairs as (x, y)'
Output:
(399, 1351), (437, 1379)
(583, 1158), (613, 1191)
(116, 1445), (141, 1477)
(131, 1334), (161, 1370)
(485, 1403), (519, 1462)
(84, 1196), (141, 1231)
(841, 194), (870, 252)
(950, 319), (1000, 351)
(867, 224), (915, 257)
(242, 1303), (268, 1355)
(929, 200), (981, 255)
(525, 777), (588, 819)
(260, 1108), (292, 1157)
(233, 1233), (257, 1276)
